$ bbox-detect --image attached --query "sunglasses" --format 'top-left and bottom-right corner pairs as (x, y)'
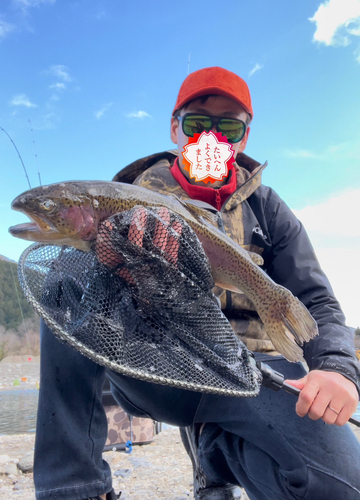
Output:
(178, 113), (247, 144)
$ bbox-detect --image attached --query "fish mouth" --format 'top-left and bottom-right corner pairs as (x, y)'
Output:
(9, 214), (92, 251)
(9, 214), (54, 239)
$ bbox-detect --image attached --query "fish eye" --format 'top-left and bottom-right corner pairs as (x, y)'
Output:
(39, 199), (56, 212)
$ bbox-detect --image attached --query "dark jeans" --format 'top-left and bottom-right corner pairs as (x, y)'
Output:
(34, 321), (360, 499)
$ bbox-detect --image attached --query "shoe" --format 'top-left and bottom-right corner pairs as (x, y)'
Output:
(86, 489), (121, 500)
(180, 425), (243, 499)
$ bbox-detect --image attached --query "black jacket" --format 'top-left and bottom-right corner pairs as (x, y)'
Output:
(248, 185), (360, 394)
(114, 150), (360, 395)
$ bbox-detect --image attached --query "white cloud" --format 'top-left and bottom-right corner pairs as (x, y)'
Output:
(12, 0), (56, 11)
(94, 103), (113, 119)
(48, 65), (72, 82)
(315, 247), (360, 327)
(126, 111), (150, 119)
(29, 112), (59, 130)
(0, 19), (16, 39)
(355, 45), (360, 61)
(96, 10), (106, 20)
(249, 63), (263, 77)
(283, 142), (350, 160)
(49, 82), (66, 90)
(293, 189), (360, 238)
(1, 1), (55, 41)
(292, 188), (360, 327)
(348, 24), (360, 35)
(283, 149), (317, 159)
(309, 0), (360, 47)
(10, 93), (37, 107)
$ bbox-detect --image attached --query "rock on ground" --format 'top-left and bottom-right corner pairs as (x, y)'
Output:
(1, 353), (360, 499)
(0, 428), (249, 500)
(1, 425), (360, 499)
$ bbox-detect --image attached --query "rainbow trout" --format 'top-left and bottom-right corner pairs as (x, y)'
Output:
(9, 180), (318, 362)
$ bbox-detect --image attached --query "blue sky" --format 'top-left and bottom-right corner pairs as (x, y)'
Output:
(1, 0), (360, 326)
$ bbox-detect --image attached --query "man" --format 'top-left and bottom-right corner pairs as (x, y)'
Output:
(34, 67), (360, 500)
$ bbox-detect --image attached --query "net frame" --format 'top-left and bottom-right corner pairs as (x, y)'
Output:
(17, 208), (262, 398)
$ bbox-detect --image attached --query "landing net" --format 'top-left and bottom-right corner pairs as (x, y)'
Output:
(17, 207), (262, 397)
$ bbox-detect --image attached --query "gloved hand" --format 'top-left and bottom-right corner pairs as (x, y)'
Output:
(35, 205), (261, 396)
(95, 206), (183, 286)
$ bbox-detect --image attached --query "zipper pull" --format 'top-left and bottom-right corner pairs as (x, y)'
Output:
(215, 190), (221, 211)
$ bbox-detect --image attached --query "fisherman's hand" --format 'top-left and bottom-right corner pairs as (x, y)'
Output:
(95, 206), (183, 284)
(285, 370), (359, 426)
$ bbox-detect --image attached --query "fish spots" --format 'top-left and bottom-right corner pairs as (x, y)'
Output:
(10, 179), (318, 361)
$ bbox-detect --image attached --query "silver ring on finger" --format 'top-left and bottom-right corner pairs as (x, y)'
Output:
(328, 405), (340, 415)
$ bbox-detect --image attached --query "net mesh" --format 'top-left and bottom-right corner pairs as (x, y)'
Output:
(18, 206), (262, 397)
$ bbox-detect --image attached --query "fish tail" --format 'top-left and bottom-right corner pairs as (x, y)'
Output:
(259, 287), (318, 363)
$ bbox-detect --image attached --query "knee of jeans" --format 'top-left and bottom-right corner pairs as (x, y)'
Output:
(198, 425), (239, 485)
(279, 463), (308, 498)
(199, 445), (238, 486)
(198, 424), (309, 496)
(303, 465), (360, 500)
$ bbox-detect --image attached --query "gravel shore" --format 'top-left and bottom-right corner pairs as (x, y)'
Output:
(0, 357), (240, 499)
(1, 358), (360, 499)
(0, 356), (40, 391)
(0, 428), (199, 500)
(1, 425), (360, 500)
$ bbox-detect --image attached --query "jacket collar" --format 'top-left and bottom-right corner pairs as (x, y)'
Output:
(112, 150), (267, 211)
(223, 157), (267, 212)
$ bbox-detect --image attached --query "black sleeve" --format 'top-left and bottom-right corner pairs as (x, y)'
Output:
(249, 186), (360, 393)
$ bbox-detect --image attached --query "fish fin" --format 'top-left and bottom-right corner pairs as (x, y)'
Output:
(188, 209), (264, 267)
(182, 200), (221, 227)
(260, 287), (318, 363)
(215, 282), (243, 294)
(270, 334), (306, 364)
(247, 251), (264, 266)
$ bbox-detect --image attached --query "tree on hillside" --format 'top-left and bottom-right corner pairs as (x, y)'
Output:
(0, 316), (40, 360)
(355, 327), (360, 337)
(0, 260), (35, 330)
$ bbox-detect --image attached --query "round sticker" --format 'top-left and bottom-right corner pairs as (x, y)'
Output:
(182, 131), (235, 184)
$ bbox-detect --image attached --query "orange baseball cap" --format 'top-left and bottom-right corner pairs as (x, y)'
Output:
(173, 66), (253, 118)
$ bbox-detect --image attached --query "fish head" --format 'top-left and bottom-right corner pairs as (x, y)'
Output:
(9, 182), (100, 251)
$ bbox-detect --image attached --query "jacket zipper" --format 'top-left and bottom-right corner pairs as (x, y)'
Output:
(215, 203), (232, 310)
(215, 190), (221, 211)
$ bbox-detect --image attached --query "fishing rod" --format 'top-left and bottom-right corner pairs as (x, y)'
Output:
(1, 126), (36, 357)
(28, 120), (42, 186)
(256, 360), (360, 427)
(0, 126), (31, 189)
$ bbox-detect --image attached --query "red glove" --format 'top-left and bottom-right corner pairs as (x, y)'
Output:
(95, 206), (182, 285)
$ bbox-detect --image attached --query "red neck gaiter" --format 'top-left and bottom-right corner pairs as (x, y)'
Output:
(170, 157), (237, 211)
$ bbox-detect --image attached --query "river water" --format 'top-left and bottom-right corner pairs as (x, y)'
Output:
(0, 390), (39, 435)
(0, 390), (360, 435)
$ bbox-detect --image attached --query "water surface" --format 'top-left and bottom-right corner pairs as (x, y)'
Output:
(0, 389), (38, 435)
(0, 389), (359, 435)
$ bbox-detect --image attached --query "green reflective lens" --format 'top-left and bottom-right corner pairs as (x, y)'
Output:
(181, 114), (246, 143)
(218, 120), (245, 143)
(183, 115), (212, 137)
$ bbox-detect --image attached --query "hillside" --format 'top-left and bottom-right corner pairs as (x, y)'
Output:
(0, 254), (17, 263)
(0, 259), (35, 330)
(0, 258), (40, 359)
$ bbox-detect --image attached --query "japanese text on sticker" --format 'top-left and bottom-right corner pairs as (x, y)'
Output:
(182, 131), (235, 183)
